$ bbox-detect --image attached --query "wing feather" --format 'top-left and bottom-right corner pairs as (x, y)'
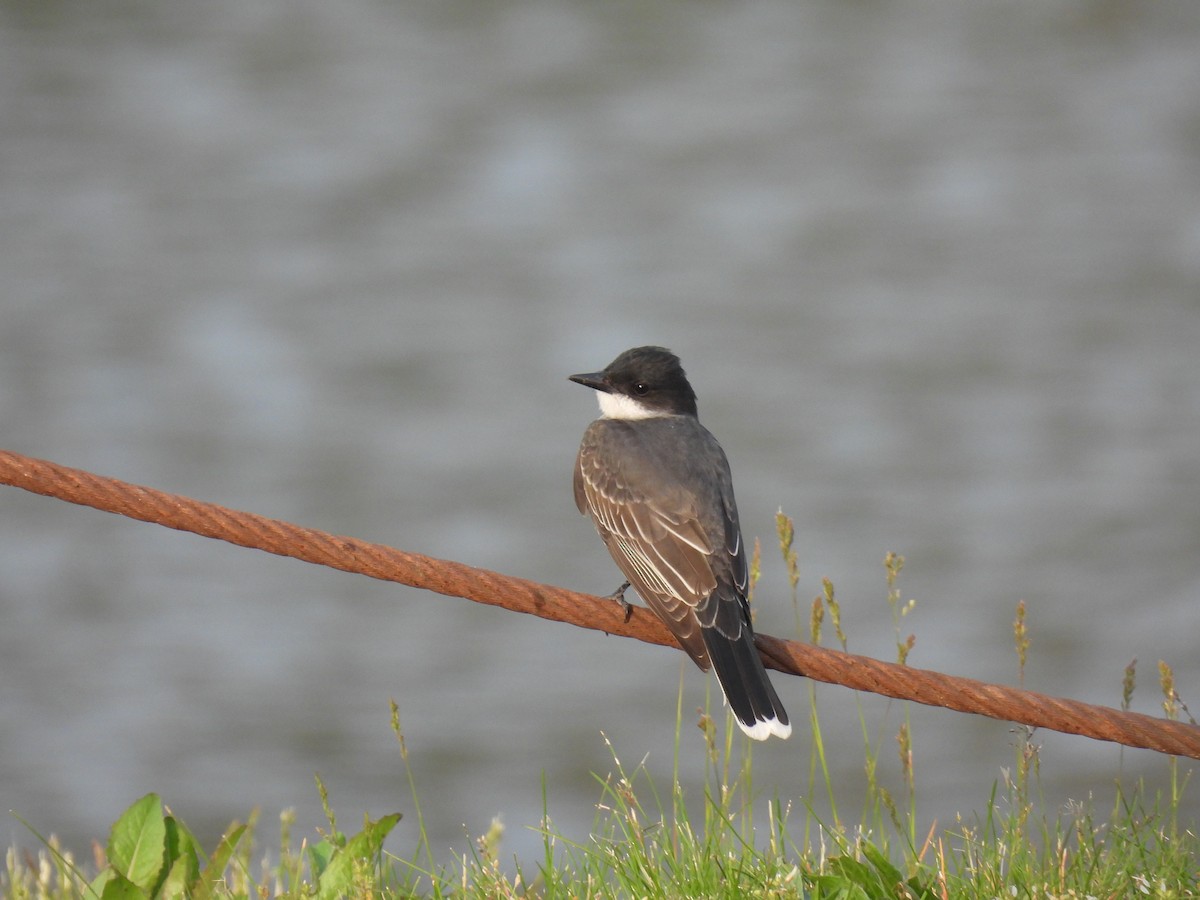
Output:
(575, 418), (753, 667)
(574, 414), (788, 739)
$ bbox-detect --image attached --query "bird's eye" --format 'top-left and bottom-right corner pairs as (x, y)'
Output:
(632, 383), (650, 395)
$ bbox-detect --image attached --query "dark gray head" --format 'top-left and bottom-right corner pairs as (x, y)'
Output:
(569, 345), (698, 419)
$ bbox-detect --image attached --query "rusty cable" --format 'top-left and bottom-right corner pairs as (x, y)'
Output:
(2, 447), (1197, 759)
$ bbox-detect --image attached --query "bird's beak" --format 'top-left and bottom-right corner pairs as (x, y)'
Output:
(568, 371), (612, 393)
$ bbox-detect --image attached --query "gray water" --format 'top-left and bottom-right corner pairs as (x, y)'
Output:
(2, 0), (1199, 866)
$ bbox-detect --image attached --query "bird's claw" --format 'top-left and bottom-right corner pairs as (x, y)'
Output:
(606, 581), (633, 623)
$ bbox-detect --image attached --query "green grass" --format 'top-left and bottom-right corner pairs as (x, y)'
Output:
(5, 532), (1198, 898)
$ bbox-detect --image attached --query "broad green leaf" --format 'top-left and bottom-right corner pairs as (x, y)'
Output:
(107, 794), (167, 891)
(160, 852), (199, 899)
(861, 841), (903, 885)
(811, 873), (870, 899)
(163, 816), (200, 885)
(307, 838), (335, 879)
(191, 824), (247, 900)
(99, 871), (148, 900)
(316, 813), (401, 900)
(88, 866), (116, 898)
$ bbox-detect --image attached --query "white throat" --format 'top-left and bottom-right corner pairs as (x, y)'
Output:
(598, 391), (663, 420)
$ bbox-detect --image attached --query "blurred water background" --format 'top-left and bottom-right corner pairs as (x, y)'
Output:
(2, 0), (1199, 864)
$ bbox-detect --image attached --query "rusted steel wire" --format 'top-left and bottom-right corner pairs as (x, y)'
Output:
(2, 447), (1198, 759)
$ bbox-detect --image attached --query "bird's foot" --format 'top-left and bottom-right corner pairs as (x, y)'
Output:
(606, 581), (633, 623)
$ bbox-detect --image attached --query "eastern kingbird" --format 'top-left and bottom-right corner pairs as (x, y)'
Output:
(570, 346), (791, 741)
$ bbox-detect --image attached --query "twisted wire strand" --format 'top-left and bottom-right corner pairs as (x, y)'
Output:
(2, 447), (1197, 759)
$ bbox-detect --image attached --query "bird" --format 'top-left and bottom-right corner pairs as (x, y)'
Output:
(570, 346), (790, 741)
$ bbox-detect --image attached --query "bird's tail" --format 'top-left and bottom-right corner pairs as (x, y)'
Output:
(703, 627), (791, 741)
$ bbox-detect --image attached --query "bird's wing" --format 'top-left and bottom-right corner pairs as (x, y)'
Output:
(575, 422), (747, 667)
(574, 419), (787, 740)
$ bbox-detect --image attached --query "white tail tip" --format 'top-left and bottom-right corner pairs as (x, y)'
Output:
(737, 716), (792, 741)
